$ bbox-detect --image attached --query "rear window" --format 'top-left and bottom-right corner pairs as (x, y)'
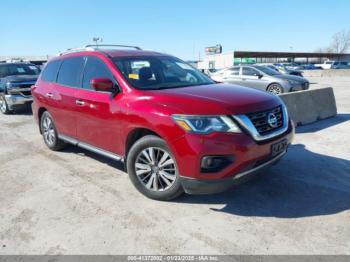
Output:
(41, 60), (61, 82)
(57, 57), (85, 87)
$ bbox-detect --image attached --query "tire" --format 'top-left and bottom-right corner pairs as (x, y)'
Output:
(40, 111), (66, 151)
(267, 83), (284, 95)
(127, 135), (184, 201)
(0, 94), (12, 114)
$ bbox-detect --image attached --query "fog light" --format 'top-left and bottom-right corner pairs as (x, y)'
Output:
(201, 155), (234, 173)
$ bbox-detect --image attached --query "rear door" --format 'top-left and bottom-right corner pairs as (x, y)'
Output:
(75, 56), (123, 154)
(49, 56), (85, 138)
(222, 67), (241, 85)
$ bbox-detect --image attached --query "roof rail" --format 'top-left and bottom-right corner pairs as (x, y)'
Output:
(58, 44), (142, 56)
(85, 44), (142, 50)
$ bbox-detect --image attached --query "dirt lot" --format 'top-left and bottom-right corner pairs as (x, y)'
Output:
(0, 77), (349, 255)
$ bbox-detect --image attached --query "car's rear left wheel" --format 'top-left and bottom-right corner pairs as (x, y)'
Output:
(127, 135), (184, 201)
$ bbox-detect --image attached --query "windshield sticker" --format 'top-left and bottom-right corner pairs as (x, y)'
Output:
(16, 68), (26, 73)
(129, 73), (139, 80)
(29, 66), (37, 70)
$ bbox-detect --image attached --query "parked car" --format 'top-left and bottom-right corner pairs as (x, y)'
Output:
(262, 64), (303, 77)
(32, 45), (294, 200)
(274, 63), (303, 71)
(299, 64), (322, 70)
(0, 62), (40, 114)
(211, 65), (309, 95)
(315, 60), (350, 69)
(331, 62), (350, 69)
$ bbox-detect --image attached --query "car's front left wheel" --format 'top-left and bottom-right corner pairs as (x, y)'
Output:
(127, 135), (184, 201)
(40, 111), (66, 151)
(0, 95), (12, 114)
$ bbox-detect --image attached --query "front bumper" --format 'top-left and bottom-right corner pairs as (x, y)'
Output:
(291, 82), (309, 91)
(170, 121), (294, 194)
(180, 150), (286, 194)
(5, 94), (33, 109)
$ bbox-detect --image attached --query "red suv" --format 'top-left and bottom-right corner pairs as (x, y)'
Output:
(32, 45), (294, 200)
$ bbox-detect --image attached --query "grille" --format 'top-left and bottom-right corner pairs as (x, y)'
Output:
(20, 91), (32, 96)
(247, 105), (284, 135)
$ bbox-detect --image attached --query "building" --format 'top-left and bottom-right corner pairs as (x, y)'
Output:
(197, 50), (350, 70)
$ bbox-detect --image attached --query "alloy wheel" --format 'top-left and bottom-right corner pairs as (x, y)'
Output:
(268, 84), (283, 95)
(42, 116), (56, 146)
(0, 96), (7, 113)
(135, 147), (177, 192)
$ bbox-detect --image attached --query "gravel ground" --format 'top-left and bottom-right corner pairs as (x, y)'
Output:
(0, 77), (349, 255)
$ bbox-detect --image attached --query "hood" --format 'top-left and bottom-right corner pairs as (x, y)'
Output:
(3, 75), (38, 83)
(145, 83), (282, 115)
(274, 74), (307, 82)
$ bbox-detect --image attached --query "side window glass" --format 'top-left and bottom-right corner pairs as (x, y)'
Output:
(41, 60), (61, 82)
(82, 56), (114, 89)
(229, 67), (240, 76)
(242, 67), (260, 76)
(57, 57), (85, 87)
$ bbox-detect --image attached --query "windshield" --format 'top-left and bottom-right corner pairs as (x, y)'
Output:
(113, 56), (214, 90)
(254, 65), (281, 76)
(0, 63), (40, 78)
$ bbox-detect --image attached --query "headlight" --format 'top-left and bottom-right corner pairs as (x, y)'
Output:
(6, 82), (13, 89)
(172, 115), (241, 134)
(287, 79), (300, 85)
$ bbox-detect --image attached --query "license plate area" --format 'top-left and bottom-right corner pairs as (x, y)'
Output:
(271, 139), (288, 156)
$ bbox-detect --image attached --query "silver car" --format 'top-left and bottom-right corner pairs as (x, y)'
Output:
(212, 65), (309, 94)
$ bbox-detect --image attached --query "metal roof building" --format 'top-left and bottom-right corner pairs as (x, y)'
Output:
(198, 50), (350, 69)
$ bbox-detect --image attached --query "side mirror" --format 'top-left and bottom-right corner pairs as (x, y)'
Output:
(256, 73), (263, 79)
(90, 78), (114, 92)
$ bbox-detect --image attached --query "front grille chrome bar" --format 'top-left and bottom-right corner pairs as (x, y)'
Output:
(232, 104), (289, 141)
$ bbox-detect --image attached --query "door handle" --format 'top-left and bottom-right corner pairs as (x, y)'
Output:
(75, 99), (85, 106)
(45, 93), (53, 98)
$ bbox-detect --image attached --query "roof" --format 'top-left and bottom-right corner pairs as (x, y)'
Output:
(56, 45), (167, 58)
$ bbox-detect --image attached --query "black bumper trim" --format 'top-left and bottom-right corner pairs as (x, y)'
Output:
(180, 151), (286, 195)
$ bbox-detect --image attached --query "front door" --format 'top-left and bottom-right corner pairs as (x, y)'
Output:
(241, 66), (266, 90)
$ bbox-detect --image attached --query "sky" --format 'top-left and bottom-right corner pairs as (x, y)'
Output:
(1, 0), (350, 60)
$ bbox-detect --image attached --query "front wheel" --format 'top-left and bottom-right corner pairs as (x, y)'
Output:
(0, 94), (12, 114)
(127, 135), (184, 201)
(40, 111), (66, 151)
(267, 83), (284, 95)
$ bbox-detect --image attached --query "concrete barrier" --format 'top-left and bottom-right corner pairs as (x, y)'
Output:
(303, 69), (350, 77)
(279, 87), (337, 126)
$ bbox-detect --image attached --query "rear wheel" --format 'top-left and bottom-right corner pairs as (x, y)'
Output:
(267, 83), (283, 95)
(0, 95), (12, 114)
(40, 111), (66, 151)
(127, 135), (184, 200)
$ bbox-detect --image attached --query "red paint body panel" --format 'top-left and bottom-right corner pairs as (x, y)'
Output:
(32, 50), (294, 181)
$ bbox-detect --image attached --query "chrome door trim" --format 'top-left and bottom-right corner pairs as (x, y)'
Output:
(58, 134), (124, 162)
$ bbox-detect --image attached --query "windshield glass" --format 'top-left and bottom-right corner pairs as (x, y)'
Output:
(254, 65), (281, 76)
(113, 56), (214, 90)
(0, 64), (40, 78)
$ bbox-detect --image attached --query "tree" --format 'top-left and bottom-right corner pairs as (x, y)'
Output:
(329, 30), (350, 53)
